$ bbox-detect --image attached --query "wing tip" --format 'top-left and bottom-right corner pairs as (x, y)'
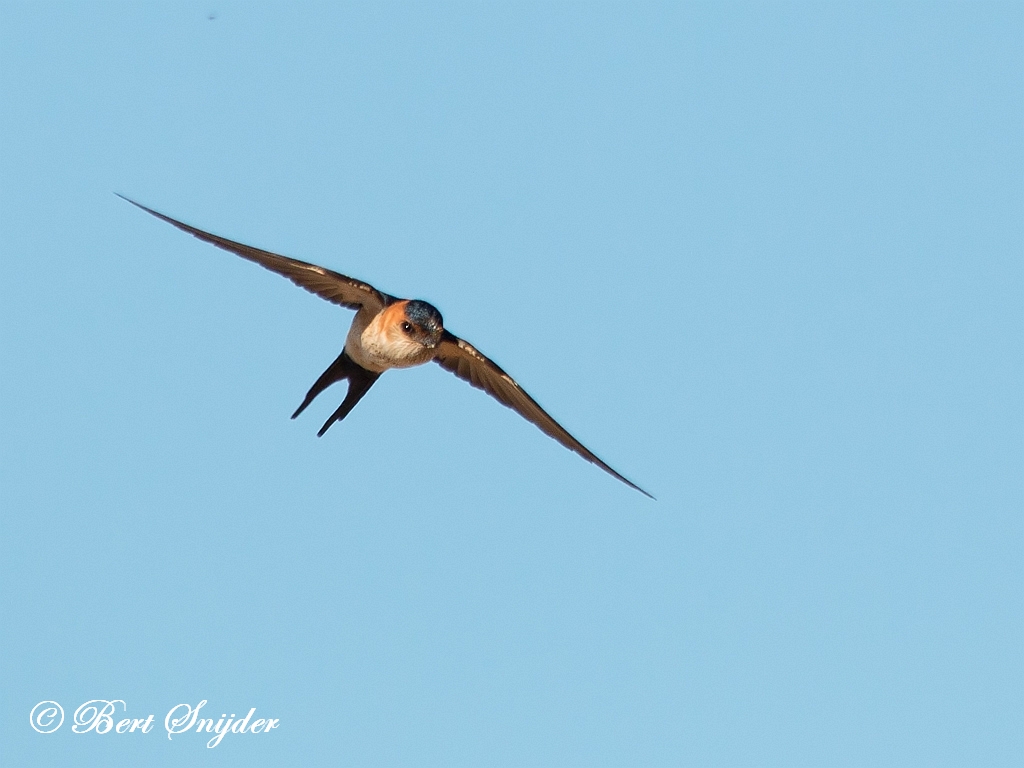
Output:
(636, 485), (657, 501)
(114, 192), (143, 209)
(115, 192), (171, 223)
(614, 473), (656, 500)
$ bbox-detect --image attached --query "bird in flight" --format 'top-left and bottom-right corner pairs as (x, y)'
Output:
(119, 195), (652, 498)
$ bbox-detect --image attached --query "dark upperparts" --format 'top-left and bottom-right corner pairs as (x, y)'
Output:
(404, 300), (444, 332)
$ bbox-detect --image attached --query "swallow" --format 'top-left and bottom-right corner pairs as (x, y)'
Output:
(119, 195), (652, 498)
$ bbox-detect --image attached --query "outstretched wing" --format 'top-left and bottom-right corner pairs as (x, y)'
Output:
(119, 195), (393, 312)
(434, 332), (653, 498)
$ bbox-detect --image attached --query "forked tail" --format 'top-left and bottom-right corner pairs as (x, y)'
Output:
(291, 350), (381, 434)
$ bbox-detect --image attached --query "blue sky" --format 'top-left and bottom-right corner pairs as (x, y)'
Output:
(1, 3), (1021, 766)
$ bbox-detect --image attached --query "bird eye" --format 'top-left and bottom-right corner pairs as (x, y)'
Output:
(401, 322), (413, 333)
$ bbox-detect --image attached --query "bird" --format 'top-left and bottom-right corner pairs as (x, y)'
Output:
(119, 195), (652, 498)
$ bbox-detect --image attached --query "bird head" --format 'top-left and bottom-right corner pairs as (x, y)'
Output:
(400, 300), (445, 349)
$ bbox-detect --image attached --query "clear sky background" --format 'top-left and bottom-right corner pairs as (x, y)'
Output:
(1, 3), (1021, 766)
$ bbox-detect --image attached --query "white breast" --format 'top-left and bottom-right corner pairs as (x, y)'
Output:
(345, 307), (434, 372)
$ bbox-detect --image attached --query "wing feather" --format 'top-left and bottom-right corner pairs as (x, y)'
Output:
(119, 195), (392, 312)
(434, 333), (653, 498)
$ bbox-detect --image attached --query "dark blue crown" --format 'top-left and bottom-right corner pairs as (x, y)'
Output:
(404, 300), (444, 332)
